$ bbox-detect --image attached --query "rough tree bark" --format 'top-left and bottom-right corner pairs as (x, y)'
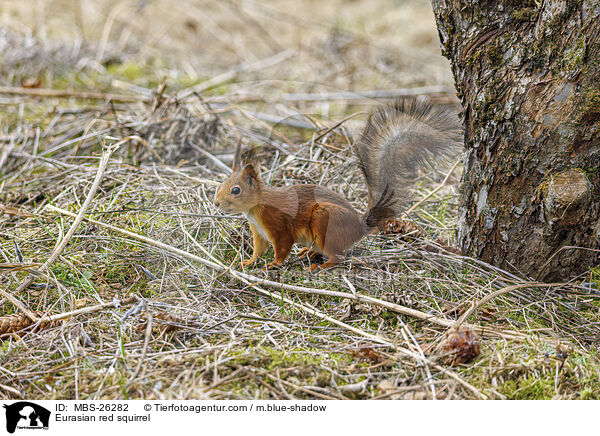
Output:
(430, 1), (600, 281)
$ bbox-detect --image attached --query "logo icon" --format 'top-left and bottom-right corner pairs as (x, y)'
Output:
(3, 402), (50, 434)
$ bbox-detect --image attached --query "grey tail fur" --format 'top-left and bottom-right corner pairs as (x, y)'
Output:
(354, 99), (463, 231)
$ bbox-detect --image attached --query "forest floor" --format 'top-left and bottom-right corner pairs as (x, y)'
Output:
(1, 0), (599, 400)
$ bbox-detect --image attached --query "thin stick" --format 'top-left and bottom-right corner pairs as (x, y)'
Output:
(0, 136), (16, 173)
(454, 282), (568, 329)
(0, 383), (22, 398)
(161, 167), (220, 186)
(190, 143), (232, 174)
(40, 145), (116, 270)
(177, 49), (293, 99)
(0, 288), (38, 321)
(96, 2), (132, 64)
(403, 158), (461, 217)
(127, 304), (153, 386)
(311, 111), (367, 144)
(42, 296), (138, 323)
(0, 86), (148, 103)
(282, 86), (455, 102)
(0, 263), (41, 271)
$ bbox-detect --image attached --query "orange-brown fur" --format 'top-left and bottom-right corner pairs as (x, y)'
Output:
(215, 168), (365, 270)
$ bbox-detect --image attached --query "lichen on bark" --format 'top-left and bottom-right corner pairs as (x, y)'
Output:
(430, 0), (600, 280)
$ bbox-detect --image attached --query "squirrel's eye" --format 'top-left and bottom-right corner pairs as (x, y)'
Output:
(231, 186), (241, 195)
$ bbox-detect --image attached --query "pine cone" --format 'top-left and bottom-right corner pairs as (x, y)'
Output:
(0, 312), (56, 336)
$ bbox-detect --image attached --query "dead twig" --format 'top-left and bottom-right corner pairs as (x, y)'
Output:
(177, 49), (294, 99)
(403, 158), (461, 217)
(454, 282), (569, 329)
(0, 86), (149, 103)
(127, 302), (153, 387)
(282, 86), (456, 103)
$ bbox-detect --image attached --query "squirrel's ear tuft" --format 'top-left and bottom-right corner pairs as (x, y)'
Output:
(242, 147), (257, 166)
(232, 139), (242, 172)
(243, 164), (257, 186)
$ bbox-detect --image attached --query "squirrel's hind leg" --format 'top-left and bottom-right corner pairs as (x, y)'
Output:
(308, 254), (343, 272)
(308, 203), (362, 272)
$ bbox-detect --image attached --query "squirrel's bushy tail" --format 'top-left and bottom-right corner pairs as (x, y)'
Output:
(354, 99), (463, 230)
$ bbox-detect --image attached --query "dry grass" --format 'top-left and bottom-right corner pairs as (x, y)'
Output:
(1, 0), (600, 400)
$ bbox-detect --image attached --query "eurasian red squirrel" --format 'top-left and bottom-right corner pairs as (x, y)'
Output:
(214, 99), (462, 271)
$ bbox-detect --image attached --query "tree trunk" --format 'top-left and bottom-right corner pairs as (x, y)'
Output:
(430, 0), (600, 281)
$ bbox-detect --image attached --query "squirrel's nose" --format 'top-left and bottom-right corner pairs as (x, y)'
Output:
(214, 200), (220, 208)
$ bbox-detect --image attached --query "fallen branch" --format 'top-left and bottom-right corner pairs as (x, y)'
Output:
(0, 383), (22, 398)
(454, 282), (569, 329)
(282, 86), (456, 103)
(177, 49), (294, 99)
(43, 296), (138, 323)
(0, 86), (148, 103)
